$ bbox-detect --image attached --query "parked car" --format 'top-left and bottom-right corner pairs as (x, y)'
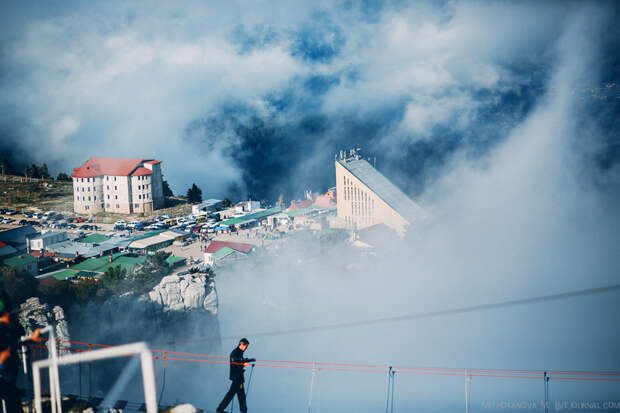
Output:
(23, 211), (33, 218)
(33, 212), (43, 219)
(18, 219), (28, 225)
(0, 208), (6, 214)
(5, 209), (18, 215)
(72, 217), (84, 223)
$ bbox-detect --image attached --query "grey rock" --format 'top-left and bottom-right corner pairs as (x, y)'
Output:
(18, 297), (70, 346)
(148, 272), (218, 314)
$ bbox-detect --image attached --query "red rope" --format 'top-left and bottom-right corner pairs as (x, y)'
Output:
(34, 338), (620, 382)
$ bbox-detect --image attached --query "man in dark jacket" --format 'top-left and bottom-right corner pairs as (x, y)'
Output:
(216, 338), (255, 413)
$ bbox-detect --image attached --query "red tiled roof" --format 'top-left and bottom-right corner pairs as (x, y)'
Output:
(144, 160), (161, 165)
(204, 240), (255, 254)
(288, 199), (313, 211)
(72, 158), (161, 178)
(131, 167), (154, 176)
(313, 195), (335, 208)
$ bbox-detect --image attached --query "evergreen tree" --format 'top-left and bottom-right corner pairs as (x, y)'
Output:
(221, 198), (232, 208)
(40, 163), (50, 179)
(162, 179), (173, 197)
(186, 183), (202, 203)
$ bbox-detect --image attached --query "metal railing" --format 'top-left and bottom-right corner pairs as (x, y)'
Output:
(31, 342), (157, 413)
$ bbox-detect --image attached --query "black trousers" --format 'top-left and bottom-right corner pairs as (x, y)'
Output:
(0, 378), (21, 413)
(217, 380), (247, 412)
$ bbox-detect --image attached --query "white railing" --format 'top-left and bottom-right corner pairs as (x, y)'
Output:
(31, 342), (157, 413)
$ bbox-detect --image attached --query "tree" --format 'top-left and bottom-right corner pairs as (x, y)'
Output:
(186, 183), (202, 203)
(40, 163), (50, 179)
(0, 266), (39, 306)
(56, 172), (71, 181)
(162, 179), (173, 197)
(73, 278), (100, 303)
(221, 198), (232, 208)
(101, 265), (127, 291)
(130, 251), (171, 295)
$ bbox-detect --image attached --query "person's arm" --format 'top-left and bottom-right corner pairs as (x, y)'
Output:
(242, 356), (256, 365)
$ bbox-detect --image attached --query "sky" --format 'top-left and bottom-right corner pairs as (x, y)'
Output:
(2, 1), (620, 411)
(1, 0), (618, 201)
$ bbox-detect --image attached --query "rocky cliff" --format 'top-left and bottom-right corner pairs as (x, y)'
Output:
(18, 297), (70, 343)
(148, 271), (218, 314)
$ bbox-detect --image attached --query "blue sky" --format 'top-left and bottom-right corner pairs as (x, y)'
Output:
(1, 1), (618, 201)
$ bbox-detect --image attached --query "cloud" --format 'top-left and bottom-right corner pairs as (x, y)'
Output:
(2, 1), (617, 200)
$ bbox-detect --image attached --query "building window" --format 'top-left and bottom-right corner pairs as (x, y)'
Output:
(115, 195), (118, 200)
(94, 196), (96, 200)
(116, 204), (120, 209)
(135, 203), (139, 208)
(106, 203), (110, 208)
(107, 185), (109, 190)
(106, 176), (109, 181)
(88, 196), (91, 201)
(114, 176), (117, 181)
(107, 195), (110, 199)
(88, 187), (90, 192)
(138, 194), (141, 199)
(114, 186), (117, 191)
(85, 205), (89, 210)
(82, 196), (85, 201)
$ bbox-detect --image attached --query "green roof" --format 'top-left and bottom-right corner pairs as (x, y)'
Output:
(126, 230), (166, 242)
(52, 269), (79, 281)
(165, 255), (186, 265)
(98, 255), (147, 273)
(220, 207), (281, 226)
(71, 252), (184, 273)
(2, 254), (37, 268)
(284, 205), (336, 217)
(212, 246), (236, 260)
(76, 233), (109, 243)
(71, 252), (135, 272)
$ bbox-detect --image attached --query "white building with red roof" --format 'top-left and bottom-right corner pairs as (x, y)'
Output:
(71, 157), (164, 214)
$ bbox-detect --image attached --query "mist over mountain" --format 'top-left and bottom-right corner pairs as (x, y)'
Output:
(1, 1), (618, 201)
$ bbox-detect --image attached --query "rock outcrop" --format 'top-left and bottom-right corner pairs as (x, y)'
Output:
(148, 271), (217, 314)
(18, 297), (70, 343)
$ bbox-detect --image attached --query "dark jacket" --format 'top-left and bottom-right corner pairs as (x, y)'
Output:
(229, 347), (253, 382)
